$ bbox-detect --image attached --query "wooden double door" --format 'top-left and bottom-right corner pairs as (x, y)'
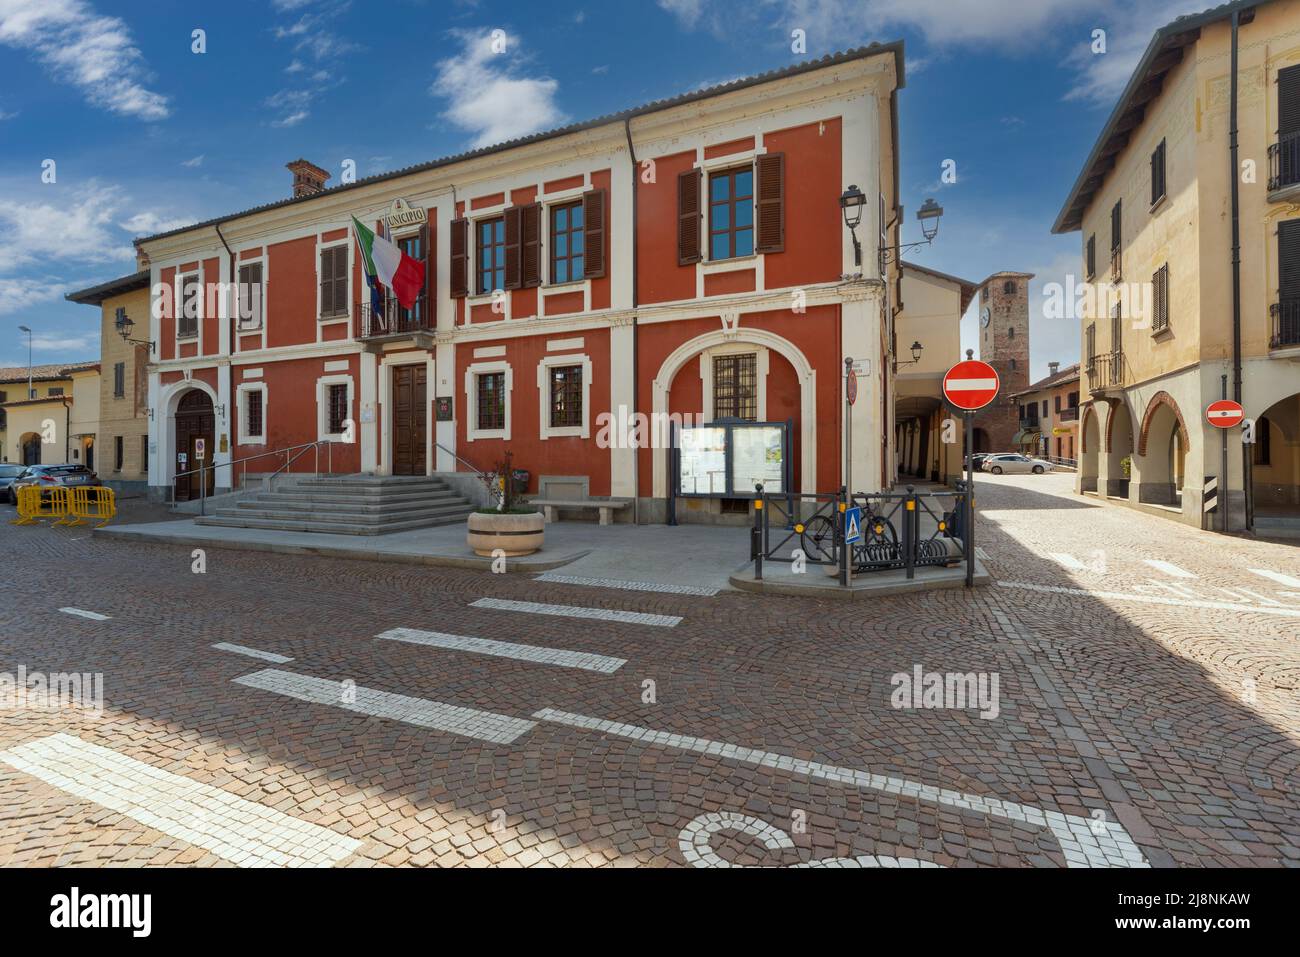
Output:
(174, 389), (215, 500)
(392, 365), (427, 476)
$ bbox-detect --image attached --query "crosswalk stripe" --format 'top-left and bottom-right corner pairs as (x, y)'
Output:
(211, 642), (293, 664)
(59, 608), (110, 621)
(1141, 559), (1196, 579)
(377, 628), (626, 674)
(469, 597), (682, 628)
(0, 733), (361, 868)
(233, 668), (536, 744)
(975, 547), (992, 561)
(998, 580), (1300, 618)
(534, 573), (719, 597)
(1248, 568), (1300, 589)
(1048, 552), (1086, 571)
(532, 708), (1146, 868)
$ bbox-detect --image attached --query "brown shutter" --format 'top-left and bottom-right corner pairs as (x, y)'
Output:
(450, 218), (468, 298)
(332, 246), (348, 315)
(755, 152), (785, 254)
(583, 188), (607, 279)
(319, 247), (334, 316)
(521, 203), (542, 288)
(678, 169), (702, 265)
(503, 206), (522, 290)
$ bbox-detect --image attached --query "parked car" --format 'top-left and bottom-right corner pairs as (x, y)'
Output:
(981, 453), (1053, 475)
(0, 463), (25, 504)
(966, 453), (992, 472)
(9, 464), (101, 503)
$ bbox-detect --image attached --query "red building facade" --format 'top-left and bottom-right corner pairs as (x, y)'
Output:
(140, 45), (906, 520)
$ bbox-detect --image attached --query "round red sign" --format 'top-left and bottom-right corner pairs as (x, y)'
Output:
(1206, 399), (1245, 429)
(943, 359), (1000, 411)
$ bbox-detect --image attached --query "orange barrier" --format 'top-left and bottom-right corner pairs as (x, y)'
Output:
(9, 486), (70, 526)
(62, 486), (117, 528)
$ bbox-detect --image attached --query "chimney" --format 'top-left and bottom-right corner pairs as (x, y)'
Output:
(133, 240), (150, 272)
(1048, 361), (1060, 376)
(286, 159), (330, 198)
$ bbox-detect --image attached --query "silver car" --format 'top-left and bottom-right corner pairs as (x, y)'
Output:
(9, 464), (102, 502)
(981, 453), (1053, 475)
(0, 463), (25, 503)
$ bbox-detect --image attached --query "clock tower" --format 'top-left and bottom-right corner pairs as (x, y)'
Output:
(973, 271), (1033, 452)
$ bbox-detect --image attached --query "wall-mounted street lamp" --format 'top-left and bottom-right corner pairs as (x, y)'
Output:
(839, 184), (867, 266)
(879, 198), (945, 267)
(114, 307), (155, 354)
(894, 340), (924, 372)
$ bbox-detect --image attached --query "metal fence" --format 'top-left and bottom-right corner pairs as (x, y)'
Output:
(750, 483), (974, 587)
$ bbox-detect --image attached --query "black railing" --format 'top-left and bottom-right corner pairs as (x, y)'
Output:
(1110, 247), (1122, 283)
(1270, 298), (1300, 349)
(1058, 406), (1080, 422)
(1087, 350), (1124, 392)
(1268, 130), (1300, 192)
(355, 294), (432, 339)
(1019, 417), (1040, 430)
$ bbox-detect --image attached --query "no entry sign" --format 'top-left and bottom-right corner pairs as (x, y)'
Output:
(1206, 399), (1244, 429)
(943, 359), (1000, 411)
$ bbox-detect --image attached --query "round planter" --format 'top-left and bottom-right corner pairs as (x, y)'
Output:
(467, 510), (545, 557)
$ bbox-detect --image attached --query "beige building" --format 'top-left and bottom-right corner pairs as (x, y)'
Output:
(1009, 363), (1081, 465)
(0, 363), (99, 466)
(893, 262), (976, 485)
(67, 269), (152, 491)
(1054, 0), (1300, 535)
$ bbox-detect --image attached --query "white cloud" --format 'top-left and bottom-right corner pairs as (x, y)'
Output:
(0, 0), (169, 120)
(1061, 1), (1209, 106)
(264, 87), (315, 127)
(30, 331), (95, 351)
(0, 183), (134, 271)
(181, 154), (205, 168)
(0, 277), (63, 316)
(431, 30), (566, 149)
(271, 110), (309, 128)
(658, 0), (706, 28)
(118, 211), (196, 236)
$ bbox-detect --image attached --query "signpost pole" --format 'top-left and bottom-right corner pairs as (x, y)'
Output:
(1220, 375), (1229, 533)
(843, 357), (854, 500)
(965, 411), (975, 588)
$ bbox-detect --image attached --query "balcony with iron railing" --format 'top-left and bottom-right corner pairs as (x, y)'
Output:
(1086, 350), (1125, 394)
(1270, 297), (1300, 350)
(354, 293), (433, 343)
(1109, 246), (1122, 284)
(1268, 130), (1300, 195)
(1057, 406), (1080, 422)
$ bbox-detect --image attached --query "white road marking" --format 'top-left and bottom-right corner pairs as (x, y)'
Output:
(534, 573), (719, 597)
(211, 642), (293, 664)
(377, 627), (626, 674)
(469, 597), (682, 628)
(975, 547), (992, 561)
(59, 608), (109, 621)
(534, 708), (1145, 868)
(998, 581), (1300, 618)
(1248, 568), (1300, 589)
(233, 669), (536, 744)
(0, 733), (360, 868)
(1141, 559), (1196, 579)
(1049, 552), (1087, 571)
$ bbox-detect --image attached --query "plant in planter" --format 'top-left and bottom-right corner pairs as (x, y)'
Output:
(466, 451), (545, 557)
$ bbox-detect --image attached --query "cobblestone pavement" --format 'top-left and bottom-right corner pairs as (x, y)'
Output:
(0, 474), (1296, 868)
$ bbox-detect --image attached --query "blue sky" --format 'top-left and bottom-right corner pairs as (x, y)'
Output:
(0, 0), (1215, 379)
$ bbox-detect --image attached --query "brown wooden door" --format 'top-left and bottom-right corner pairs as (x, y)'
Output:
(174, 390), (215, 500)
(392, 365), (427, 476)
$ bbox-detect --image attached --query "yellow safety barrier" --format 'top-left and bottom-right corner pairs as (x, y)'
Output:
(9, 485), (70, 526)
(64, 486), (116, 528)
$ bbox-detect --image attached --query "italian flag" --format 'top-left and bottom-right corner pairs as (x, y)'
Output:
(351, 215), (425, 310)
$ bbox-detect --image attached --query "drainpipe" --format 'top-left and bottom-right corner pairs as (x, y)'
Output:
(1228, 11), (1250, 532)
(624, 117), (641, 525)
(215, 222), (236, 489)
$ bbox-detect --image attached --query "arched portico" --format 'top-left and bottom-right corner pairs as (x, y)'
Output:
(1102, 400), (1134, 498)
(1136, 391), (1189, 505)
(651, 328), (817, 500)
(1079, 404), (1099, 493)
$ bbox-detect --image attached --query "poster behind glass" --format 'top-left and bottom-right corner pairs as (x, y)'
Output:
(677, 427), (727, 495)
(730, 425), (784, 493)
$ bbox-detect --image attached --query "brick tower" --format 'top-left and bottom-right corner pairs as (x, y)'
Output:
(973, 271), (1033, 452)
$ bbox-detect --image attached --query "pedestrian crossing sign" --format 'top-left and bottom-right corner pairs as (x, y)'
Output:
(844, 506), (862, 544)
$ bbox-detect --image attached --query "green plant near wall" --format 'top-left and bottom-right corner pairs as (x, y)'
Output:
(1120, 455), (1132, 478)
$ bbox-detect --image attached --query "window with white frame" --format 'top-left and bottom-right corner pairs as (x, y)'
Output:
(237, 261), (264, 330)
(465, 361), (512, 441)
(536, 354), (592, 439)
(318, 242), (350, 320)
(237, 383), (268, 444)
(701, 345), (768, 423)
(177, 272), (201, 338)
(316, 375), (354, 441)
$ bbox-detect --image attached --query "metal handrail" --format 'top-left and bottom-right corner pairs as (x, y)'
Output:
(432, 440), (491, 482)
(170, 439), (336, 514)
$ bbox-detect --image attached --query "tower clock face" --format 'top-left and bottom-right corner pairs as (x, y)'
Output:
(980, 307), (991, 328)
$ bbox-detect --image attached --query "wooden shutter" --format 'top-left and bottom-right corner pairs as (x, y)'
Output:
(318, 248), (334, 316)
(334, 246), (348, 315)
(1280, 65), (1300, 136)
(521, 203), (542, 287)
(450, 218), (468, 298)
(583, 188), (607, 279)
(755, 152), (785, 254)
(1279, 219), (1300, 299)
(1110, 200), (1122, 251)
(503, 206), (522, 290)
(678, 169), (702, 265)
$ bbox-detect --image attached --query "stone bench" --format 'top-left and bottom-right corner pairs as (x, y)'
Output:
(531, 498), (632, 526)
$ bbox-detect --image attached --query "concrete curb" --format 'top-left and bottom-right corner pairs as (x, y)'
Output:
(729, 561), (991, 598)
(92, 525), (589, 574)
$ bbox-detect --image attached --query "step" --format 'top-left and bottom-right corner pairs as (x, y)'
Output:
(194, 511), (471, 535)
(246, 492), (462, 511)
(216, 503), (473, 524)
(293, 477), (453, 490)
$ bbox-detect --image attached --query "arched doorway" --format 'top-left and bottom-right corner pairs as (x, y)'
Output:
(1104, 401), (1134, 498)
(1080, 405), (1099, 492)
(174, 389), (215, 500)
(1137, 392), (1188, 505)
(20, 432), (40, 466)
(1251, 391), (1299, 528)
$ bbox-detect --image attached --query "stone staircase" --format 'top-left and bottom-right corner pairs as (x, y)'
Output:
(193, 475), (475, 535)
